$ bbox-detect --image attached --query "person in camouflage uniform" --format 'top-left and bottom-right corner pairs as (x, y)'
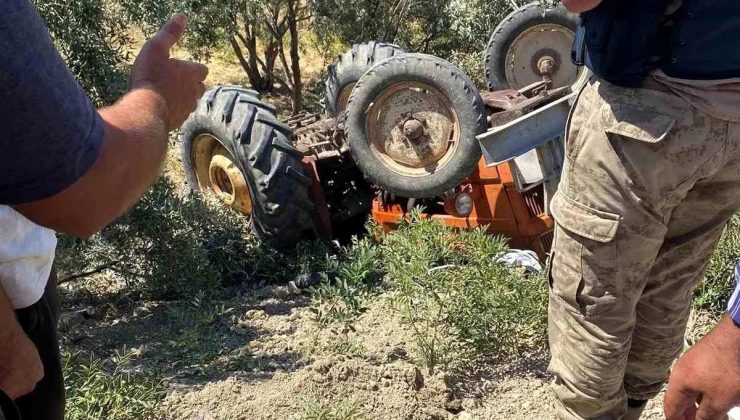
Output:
(551, 0), (740, 419)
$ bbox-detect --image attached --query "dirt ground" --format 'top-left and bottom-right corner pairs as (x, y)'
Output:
(60, 270), (716, 420)
(60, 150), (715, 418)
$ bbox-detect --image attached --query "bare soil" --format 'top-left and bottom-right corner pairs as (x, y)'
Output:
(60, 272), (716, 420)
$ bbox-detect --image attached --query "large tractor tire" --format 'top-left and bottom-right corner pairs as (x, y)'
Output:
(484, 2), (587, 91)
(322, 41), (406, 117)
(345, 53), (487, 199)
(180, 86), (314, 248)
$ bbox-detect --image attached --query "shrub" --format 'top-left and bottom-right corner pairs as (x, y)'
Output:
(56, 178), (254, 300)
(56, 176), (339, 300)
(309, 235), (383, 330)
(64, 351), (164, 420)
(381, 210), (548, 373)
(693, 215), (740, 315)
(311, 0), (512, 60)
(447, 50), (486, 89)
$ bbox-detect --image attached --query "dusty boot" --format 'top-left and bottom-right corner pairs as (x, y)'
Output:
(622, 399), (647, 420)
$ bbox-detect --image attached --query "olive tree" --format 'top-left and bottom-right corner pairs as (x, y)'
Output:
(311, 0), (513, 57)
(122, 0), (310, 113)
(34, 0), (131, 106)
(309, 0), (513, 88)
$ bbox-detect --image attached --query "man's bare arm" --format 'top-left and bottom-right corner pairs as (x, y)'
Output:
(13, 15), (207, 237)
(14, 88), (169, 237)
(562, 0), (603, 13)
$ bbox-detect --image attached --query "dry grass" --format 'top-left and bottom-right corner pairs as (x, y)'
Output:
(126, 27), (336, 90)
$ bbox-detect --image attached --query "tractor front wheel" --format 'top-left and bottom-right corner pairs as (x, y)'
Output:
(345, 54), (487, 198)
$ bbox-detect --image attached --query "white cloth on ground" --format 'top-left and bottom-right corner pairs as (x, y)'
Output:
(496, 249), (542, 273)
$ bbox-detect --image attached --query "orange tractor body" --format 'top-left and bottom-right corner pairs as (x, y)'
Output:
(370, 158), (554, 257)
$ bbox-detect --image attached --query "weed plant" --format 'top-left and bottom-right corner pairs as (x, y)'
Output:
(64, 351), (163, 420)
(309, 235), (382, 331)
(694, 215), (740, 315)
(162, 290), (235, 365)
(301, 395), (367, 420)
(381, 209), (548, 373)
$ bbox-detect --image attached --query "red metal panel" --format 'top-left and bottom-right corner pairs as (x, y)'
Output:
(371, 157), (554, 258)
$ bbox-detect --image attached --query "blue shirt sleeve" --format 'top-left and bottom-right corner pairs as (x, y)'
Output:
(729, 262), (740, 325)
(0, 0), (104, 204)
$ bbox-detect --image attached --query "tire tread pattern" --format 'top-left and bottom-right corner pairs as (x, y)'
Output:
(322, 41), (406, 116)
(179, 86), (314, 248)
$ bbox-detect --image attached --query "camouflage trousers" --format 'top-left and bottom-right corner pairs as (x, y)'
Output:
(548, 77), (740, 419)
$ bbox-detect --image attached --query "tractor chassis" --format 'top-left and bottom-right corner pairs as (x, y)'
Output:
(288, 80), (571, 257)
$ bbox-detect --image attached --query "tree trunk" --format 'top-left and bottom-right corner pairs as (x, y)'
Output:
(263, 40), (279, 88)
(287, 0), (303, 113)
(245, 27), (273, 91)
(230, 36), (273, 92)
(230, 37), (260, 88)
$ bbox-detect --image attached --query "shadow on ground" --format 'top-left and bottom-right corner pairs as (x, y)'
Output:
(58, 282), (312, 387)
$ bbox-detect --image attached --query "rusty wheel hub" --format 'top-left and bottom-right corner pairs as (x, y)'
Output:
(365, 82), (459, 176)
(505, 24), (585, 90)
(192, 134), (252, 215)
(402, 117), (425, 141)
(537, 55), (555, 76)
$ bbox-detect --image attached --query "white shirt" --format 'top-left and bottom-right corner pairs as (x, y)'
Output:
(0, 206), (56, 308)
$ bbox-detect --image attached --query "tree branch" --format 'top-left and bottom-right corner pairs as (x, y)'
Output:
(230, 37), (250, 71)
(268, 70), (289, 87)
(57, 260), (121, 285)
(296, 13), (312, 22)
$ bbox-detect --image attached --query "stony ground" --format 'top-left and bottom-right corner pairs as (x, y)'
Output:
(58, 274), (716, 420)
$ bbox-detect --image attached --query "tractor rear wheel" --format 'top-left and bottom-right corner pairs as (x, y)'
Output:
(180, 86), (314, 248)
(484, 2), (587, 92)
(345, 54), (487, 198)
(322, 41), (406, 117)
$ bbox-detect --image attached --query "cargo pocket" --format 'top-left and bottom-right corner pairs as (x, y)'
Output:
(605, 103), (676, 144)
(549, 192), (621, 318)
(604, 102), (686, 211)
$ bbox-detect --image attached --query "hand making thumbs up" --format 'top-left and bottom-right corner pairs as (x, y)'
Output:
(130, 14), (209, 131)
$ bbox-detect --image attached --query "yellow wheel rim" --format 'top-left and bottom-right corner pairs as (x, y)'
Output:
(192, 134), (252, 214)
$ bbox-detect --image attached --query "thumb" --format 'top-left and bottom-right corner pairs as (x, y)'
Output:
(695, 397), (729, 420)
(151, 13), (187, 54)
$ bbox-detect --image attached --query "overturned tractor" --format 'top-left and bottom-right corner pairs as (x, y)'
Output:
(178, 2), (585, 257)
